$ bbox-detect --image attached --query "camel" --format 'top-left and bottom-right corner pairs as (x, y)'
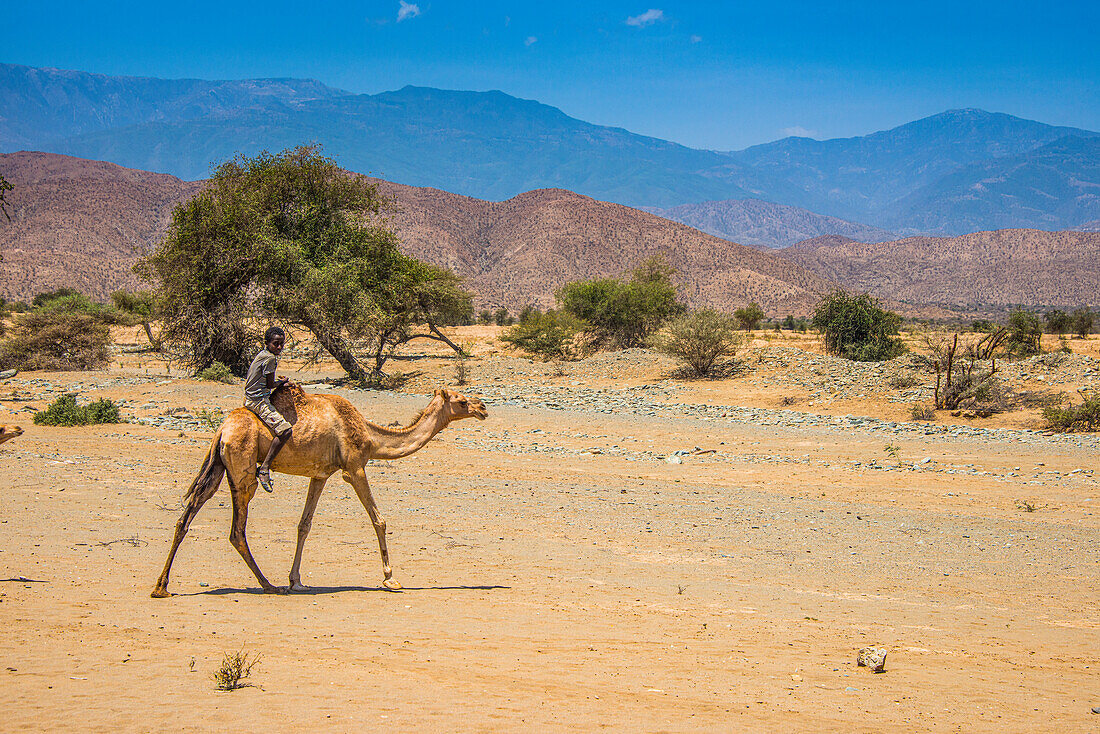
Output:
(151, 383), (487, 598)
(0, 425), (23, 445)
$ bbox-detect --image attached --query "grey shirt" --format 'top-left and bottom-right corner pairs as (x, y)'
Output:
(244, 349), (278, 401)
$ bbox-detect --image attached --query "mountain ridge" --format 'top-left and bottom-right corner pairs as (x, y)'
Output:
(2, 63), (1099, 234)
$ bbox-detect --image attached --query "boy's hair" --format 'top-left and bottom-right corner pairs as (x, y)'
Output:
(264, 326), (286, 345)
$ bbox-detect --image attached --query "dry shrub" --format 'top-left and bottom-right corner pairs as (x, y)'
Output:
(212, 650), (260, 691)
(650, 309), (744, 377)
(0, 310), (111, 371)
(1043, 391), (1100, 432)
(909, 403), (935, 421)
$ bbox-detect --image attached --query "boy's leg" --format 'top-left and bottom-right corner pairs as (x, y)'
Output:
(257, 426), (291, 491)
(246, 399), (293, 492)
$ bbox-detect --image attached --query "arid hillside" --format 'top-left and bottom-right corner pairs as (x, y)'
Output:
(778, 229), (1100, 309)
(0, 152), (835, 314)
(371, 181), (835, 313)
(0, 151), (203, 302)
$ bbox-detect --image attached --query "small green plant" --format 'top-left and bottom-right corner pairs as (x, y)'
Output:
(212, 650), (260, 691)
(1043, 391), (1100, 432)
(195, 408), (225, 432)
(33, 395), (121, 426)
(883, 444), (900, 460)
(1015, 499), (1041, 512)
(197, 361), (235, 383)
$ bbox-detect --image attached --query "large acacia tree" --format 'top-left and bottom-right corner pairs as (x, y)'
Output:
(138, 146), (471, 381)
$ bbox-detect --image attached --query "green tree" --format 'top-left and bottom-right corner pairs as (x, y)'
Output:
(138, 146), (471, 381)
(733, 302), (765, 331)
(650, 309), (744, 377)
(1043, 309), (1071, 335)
(811, 290), (906, 362)
(1071, 307), (1094, 338)
(1005, 308), (1042, 356)
(557, 255), (684, 349)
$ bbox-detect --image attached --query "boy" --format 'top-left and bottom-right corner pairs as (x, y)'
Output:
(244, 327), (292, 492)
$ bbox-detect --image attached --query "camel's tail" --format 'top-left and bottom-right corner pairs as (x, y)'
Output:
(183, 428), (226, 505)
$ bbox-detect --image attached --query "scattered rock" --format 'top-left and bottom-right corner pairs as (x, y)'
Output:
(665, 455), (682, 464)
(856, 646), (888, 673)
(0, 370), (17, 380)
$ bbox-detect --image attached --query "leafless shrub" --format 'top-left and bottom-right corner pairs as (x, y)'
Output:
(918, 331), (1000, 411)
(212, 650), (260, 691)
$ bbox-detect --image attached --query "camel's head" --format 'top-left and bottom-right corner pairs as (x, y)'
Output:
(436, 388), (488, 422)
(0, 424), (24, 445)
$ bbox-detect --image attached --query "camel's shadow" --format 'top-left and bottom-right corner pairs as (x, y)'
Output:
(182, 583), (511, 597)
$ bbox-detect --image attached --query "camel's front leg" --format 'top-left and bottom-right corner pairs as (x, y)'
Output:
(289, 477), (326, 591)
(229, 474), (285, 594)
(342, 469), (400, 591)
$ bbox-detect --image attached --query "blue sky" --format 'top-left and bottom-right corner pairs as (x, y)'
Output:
(5, 1), (1098, 149)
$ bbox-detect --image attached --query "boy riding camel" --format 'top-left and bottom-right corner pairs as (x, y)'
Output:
(244, 327), (292, 492)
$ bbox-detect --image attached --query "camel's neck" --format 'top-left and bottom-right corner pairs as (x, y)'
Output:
(366, 397), (449, 460)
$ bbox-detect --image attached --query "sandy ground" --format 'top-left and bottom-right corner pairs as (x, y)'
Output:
(2, 330), (1099, 731)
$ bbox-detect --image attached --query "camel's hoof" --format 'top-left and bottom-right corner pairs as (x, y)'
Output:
(289, 582), (310, 593)
(263, 585), (290, 595)
(150, 588), (171, 599)
(382, 578), (403, 591)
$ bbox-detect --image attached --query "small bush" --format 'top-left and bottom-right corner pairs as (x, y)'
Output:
(650, 309), (744, 377)
(1043, 392), (1100, 432)
(500, 310), (589, 360)
(212, 650), (260, 691)
(34, 395), (121, 426)
(811, 290), (905, 362)
(197, 361), (235, 383)
(909, 403), (936, 421)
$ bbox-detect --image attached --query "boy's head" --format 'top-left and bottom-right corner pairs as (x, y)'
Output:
(264, 326), (286, 355)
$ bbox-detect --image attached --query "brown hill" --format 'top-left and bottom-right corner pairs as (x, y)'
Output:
(0, 151), (202, 302)
(779, 229), (1100, 308)
(1, 152), (835, 315)
(371, 182), (835, 314)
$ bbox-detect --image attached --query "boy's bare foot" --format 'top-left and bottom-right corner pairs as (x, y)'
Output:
(257, 465), (274, 493)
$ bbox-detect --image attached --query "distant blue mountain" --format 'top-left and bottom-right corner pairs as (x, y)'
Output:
(2, 63), (1098, 235)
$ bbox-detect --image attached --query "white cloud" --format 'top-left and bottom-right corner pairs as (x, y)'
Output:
(397, 1), (421, 22)
(689, 34), (702, 43)
(524, 36), (538, 46)
(781, 126), (820, 139)
(625, 9), (664, 27)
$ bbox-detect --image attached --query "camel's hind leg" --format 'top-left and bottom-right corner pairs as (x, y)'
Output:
(342, 468), (400, 591)
(151, 475), (222, 598)
(225, 465), (285, 594)
(289, 477), (327, 591)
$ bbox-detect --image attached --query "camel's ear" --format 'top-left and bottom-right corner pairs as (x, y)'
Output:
(434, 388), (446, 399)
